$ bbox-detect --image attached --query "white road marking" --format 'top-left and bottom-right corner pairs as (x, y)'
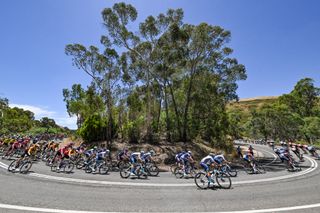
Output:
(0, 202), (320, 213)
(0, 162), (8, 169)
(259, 149), (278, 166)
(0, 156), (317, 187)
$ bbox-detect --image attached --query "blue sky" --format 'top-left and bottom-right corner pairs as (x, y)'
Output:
(0, 0), (319, 129)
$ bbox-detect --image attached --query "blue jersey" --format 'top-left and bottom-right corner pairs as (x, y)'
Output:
(200, 155), (214, 164)
(142, 152), (152, 161)
(181, 153), (191, 160)
(130, 152), (140, 158)
(175, 152), (185, 159)
(213, 155), (226, 164)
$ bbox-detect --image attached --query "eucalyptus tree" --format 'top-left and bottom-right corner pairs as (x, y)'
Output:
(65, 38), (121, 145)
(102, 3), (185, 142)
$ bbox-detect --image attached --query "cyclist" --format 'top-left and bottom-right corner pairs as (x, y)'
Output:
(175, 151), (186, 166)
(76, 144), (87, 154)
(117, 147), (130, 162)
(243, 152), (257, 173)
(236, 146), (243, 158)
(141, 150), (155, 163)
(200, 153), (216, 183)
(248, 145), (254, 156)
(307, 145), (319, 158)
(92, 149), (109, 172)
(129, 151), (144, 176)
(14, 143), (39, 170)
(52, 143), (74, 170)
(180, 151), (194, 177)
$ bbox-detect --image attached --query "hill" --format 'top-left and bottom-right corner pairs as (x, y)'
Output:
(228, 96), (278, 112)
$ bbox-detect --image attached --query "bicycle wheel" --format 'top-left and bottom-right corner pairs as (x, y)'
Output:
(174, 167), (184, 178)
(194, 172), (209, 189)
(136, 167), (148, 179)
(243, 164), (253, 174)
(99, 163), (110, 175)
(20, 161), (32, 174)
(256, 163), (266, 174)
(170, 164), (177, 174)
(85, 164), (93, 173)
(63, 161), (74, 173)
(226, 165), (238, 177)
(120, 166), (131, 178)
(216, 173), (232, 189)
(76, 159), (85, 169)
(147, 164), (159, 176)
(8, 160), (18, 172)
(51, 163), (57, 172)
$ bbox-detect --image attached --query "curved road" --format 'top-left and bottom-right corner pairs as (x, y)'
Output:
(0, 145), (319, 212)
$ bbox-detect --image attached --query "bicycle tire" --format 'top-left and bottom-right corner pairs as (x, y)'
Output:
(76, 159), (85, 169)
(226, 165), (238, 177)
(20, 161), (32, 174)
(216, 173), (232, 189)
(99, 163), (110, 175)
(8, 160), (18, 172)
(256, 163), (266, 174)
(51, 163), (57, 172)
(174, 167), (184, 179)
(120, 166), (131, 178)
(136, 167), (148, 179)
(194, 172), (209, 189)
(85, 164), (93, 173)
(63, 161), (74, 173)
(146, 163), (159, 176)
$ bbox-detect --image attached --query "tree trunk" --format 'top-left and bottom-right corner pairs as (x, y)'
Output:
(146, 71), (153, 142)
(182, 71), (196, 142)
(168, 82), (182, 140)
(164, 84), (171, 142)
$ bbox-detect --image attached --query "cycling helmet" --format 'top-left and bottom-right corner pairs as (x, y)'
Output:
(188, 150), (192, 155)
(150, 150), (155, 156)
(140, 150), (145, 154)
(93, 146), (98, 149)
(209, 153), (215, 157)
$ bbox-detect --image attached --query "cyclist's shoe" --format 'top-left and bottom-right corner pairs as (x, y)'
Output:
(130, 172), (136, 176)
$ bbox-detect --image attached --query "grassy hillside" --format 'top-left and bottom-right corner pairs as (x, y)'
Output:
(228, 96), (278, 112)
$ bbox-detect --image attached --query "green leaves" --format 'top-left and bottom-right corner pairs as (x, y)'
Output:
(65, 3), (248, 145)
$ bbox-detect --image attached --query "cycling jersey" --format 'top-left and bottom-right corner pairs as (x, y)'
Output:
(130, 152), (141, 164)
(96, 150), (109, 160)
(118, 150), (129, 160)
(85, 149), (96, 157)
(141, 152), (152, 162)
(213, 155), (226, 164)
(200, 155), (214, 172)
(175, 152), (185, 162)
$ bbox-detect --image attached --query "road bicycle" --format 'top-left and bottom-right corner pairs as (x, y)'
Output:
(8, 157), (33, 174)
(51, 158), (74, 173)
(174, 162), (197, 178)
(120, 162), (148, 179)
(84, 159), (110, 175)
(242, 159), (266, 174)
(194, 168), (232, 189)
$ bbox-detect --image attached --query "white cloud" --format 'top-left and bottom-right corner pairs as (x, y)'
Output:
(9, 104), (77, 129)
(10, 104), (56, 118)
(55, 116), (78, 130)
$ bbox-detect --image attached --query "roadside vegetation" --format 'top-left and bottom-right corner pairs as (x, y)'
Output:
(0, 97), (70, 135)
(228, 78), (320, 146)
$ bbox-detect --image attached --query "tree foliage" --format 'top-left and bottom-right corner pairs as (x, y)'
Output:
(64, 2), (247, 148)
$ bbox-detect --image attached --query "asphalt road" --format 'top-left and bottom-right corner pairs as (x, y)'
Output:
(0, 145), (319, 213)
